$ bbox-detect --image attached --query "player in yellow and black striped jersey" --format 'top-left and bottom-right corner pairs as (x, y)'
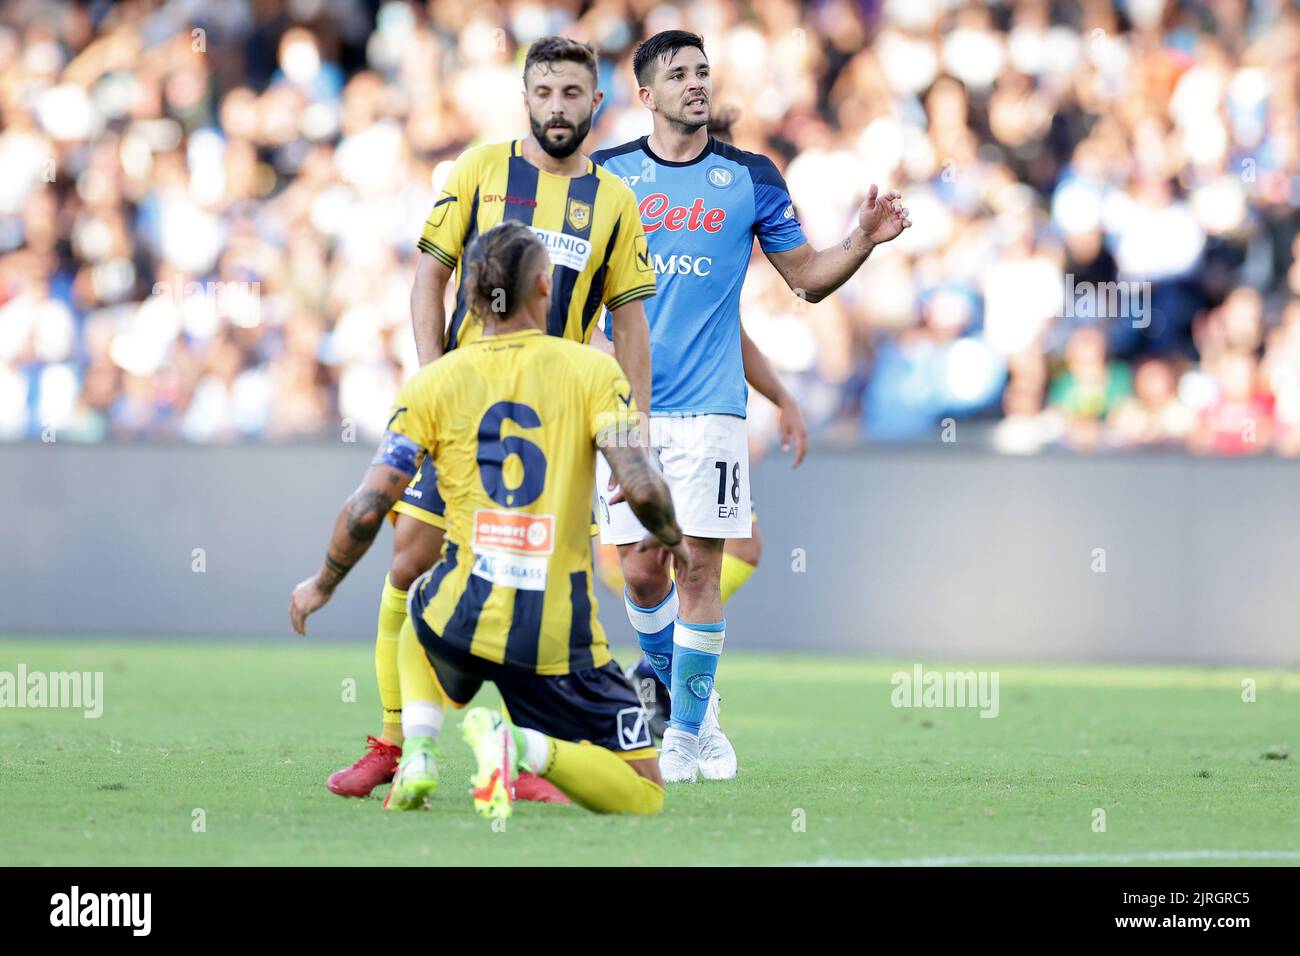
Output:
(291, 221), (686, 818)
(323, 37), (656, 802)
(394, 135), (654, 536)
(417, 138), (655, 352)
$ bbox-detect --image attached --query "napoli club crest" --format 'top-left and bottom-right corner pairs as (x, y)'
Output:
(706, 166), (733, 188)
(687, 674), (714, 700)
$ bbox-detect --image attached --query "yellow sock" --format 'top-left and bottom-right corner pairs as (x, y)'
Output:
(376, 575), (407, 744)
(542, 738), (664, 815)
(397, 613), (440, 708)
(720, 553), (757, 604)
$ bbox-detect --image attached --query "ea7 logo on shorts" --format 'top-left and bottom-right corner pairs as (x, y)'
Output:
(616, 706), (652, 750)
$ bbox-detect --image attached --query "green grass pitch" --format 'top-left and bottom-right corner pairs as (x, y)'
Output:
(1, 638), (1297, 866)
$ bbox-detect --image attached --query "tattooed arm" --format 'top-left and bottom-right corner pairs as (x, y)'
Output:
(598, 440), (690, 569)
(289, 463), (411, 635)
(764, 184), (912, 303)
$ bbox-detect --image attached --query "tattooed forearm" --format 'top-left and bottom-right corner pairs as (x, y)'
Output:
(602, 444), (682, 545)
(319, 552), (356, 592)
(346, 489), (395, 543)
(314, 470), (404, 594)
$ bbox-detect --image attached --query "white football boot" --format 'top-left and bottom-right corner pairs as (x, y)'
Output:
(697, 690), (738, 780)
(659, 727), (700, 783)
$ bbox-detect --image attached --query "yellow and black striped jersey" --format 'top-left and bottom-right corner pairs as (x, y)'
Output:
(389, 329), (637, 675)
(418, 140), (656, 350)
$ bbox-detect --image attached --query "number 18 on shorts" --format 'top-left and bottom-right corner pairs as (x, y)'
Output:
(596, 413), (752, 545)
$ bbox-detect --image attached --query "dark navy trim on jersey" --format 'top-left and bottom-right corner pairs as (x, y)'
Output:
(590, 138), (645, 166)
(567, 571), (594, 671)
(546, 172), (600, 337)
(445, 188), (481, 351)
(581, 215), (618, 335)
(409, 541), (461, 627)
(425, 542), (459, 604)
(639, 134), (715, 168)
(417, 237), (457, 269)
(605, 283), (656, 311)
(443, 571), (492, 648)
(712, 139), (808, 254)
(504, 588), (544, 671)
(502, 156), (540, 226)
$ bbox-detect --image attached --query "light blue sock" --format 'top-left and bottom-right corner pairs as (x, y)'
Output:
(624, 582), (677, 688)
(669, 618), (724, 735)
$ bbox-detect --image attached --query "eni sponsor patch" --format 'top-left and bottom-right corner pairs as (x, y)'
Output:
(531, 227), (592, 272)
(472, 510), (555, 555)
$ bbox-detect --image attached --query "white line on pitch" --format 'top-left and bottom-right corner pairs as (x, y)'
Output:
(793, 850), (1300, 867)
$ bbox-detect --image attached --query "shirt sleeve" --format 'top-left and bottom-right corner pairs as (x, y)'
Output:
(750, 156), (808, 254)
(602, 184), (657, 312)
(373, 370), (439, 475)
(417, 149), (479, 270)
(588, 353), (638, 446)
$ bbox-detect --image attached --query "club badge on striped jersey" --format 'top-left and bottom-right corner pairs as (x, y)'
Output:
(566, 197), (592, 233)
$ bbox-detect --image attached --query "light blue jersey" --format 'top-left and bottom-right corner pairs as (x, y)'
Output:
(591, 136), (807, 417)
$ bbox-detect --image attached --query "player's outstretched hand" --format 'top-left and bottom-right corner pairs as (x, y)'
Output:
(290, 575), (332, 636)
(778, 394), (809, 467)
(859, 184), (912, 246)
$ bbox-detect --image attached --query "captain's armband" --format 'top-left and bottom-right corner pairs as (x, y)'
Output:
(371, 431), (423, 477)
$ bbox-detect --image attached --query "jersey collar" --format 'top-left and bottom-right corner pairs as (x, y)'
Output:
(476, 327), (545, 343)
(512, 138), (595, 176)
(640, 134), (715, 168)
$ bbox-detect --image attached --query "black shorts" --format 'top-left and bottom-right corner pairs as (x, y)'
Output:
(412, 618), (655, 759)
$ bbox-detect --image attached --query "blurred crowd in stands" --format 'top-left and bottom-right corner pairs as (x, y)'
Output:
(0, 0), (1297, 455)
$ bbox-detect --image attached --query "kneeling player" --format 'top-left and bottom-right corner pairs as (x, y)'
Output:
(290, 221), (684, 817)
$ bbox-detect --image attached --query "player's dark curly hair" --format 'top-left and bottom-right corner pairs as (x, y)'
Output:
(524, 35), (598, 83)
(632, 30), (706, 87)
(464, 221), (548, 323)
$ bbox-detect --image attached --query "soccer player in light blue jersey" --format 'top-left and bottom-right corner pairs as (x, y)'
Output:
(591, 30), (912, 782)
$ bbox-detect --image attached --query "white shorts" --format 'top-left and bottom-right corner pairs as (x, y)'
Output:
(596, 413), (752, 545)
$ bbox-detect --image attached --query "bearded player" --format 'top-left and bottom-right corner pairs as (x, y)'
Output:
(325, 36), (655, 802)
(591, 30), (912, 782)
